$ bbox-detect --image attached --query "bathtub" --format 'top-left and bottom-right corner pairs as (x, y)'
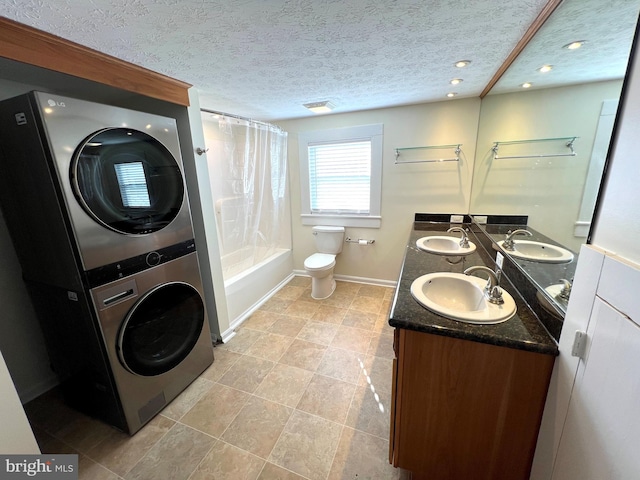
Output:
(221, 247), (293, 337)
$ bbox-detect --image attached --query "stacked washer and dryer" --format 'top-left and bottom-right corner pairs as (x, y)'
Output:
(0, 91), (214, 434)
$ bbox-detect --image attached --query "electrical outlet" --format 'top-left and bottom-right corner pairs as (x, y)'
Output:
(496, 252), (504, 269)
(474, 215), (488, 224)
(450, 215), (464, 223)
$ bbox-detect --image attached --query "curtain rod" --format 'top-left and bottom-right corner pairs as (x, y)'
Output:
(200, 108), (283, 131)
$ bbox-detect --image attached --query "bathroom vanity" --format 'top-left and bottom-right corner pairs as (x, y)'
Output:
(388, 218), (558, 480)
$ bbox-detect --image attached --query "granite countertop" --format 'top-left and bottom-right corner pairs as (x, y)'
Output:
(389, 222), (559, 356)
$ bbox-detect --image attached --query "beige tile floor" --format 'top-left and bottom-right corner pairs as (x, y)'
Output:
(25, 277), (411, 480)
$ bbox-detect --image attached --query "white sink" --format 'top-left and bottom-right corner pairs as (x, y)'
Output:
(536, 283), (570, 318)
(544, 283), (570, 304)
(415, 236), (477, 256)
(497, 240), (574, 264)
(410, 272), (516, 324)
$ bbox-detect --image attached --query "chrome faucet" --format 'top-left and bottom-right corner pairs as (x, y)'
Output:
(464, 266), (505, 305)
(557, 278), (572, 301)
(502, 229), (532, 251)
(447, 227), (470, 248)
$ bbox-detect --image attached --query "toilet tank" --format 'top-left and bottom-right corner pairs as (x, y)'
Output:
(312, 226), (345, 254)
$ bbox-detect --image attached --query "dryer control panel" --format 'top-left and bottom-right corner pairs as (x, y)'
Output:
(84, 238), (196, 288)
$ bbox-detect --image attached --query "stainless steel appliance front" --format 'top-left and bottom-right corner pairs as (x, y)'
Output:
(33, 91), (194, 270)
(90, 251), (213, 434)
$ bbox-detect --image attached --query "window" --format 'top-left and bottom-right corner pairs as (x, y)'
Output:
(114, 162), (151, 208)
(308, 140), (371, 213)
(299, 124), (383, 228)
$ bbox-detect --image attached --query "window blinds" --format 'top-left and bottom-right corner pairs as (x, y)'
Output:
(114, 162), (151, 208)
(308, 140), (371, 214)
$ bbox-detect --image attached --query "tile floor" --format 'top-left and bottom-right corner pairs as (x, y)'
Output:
(25, 277), (411, 480)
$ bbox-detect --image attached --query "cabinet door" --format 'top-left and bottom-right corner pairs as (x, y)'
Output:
(552, 298), (640, 479)
(392, 329), (554, 479)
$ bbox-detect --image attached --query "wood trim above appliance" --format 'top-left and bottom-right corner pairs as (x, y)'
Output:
(0, 17), (191, 106)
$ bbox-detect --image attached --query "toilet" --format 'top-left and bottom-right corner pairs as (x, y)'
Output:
(304, 225), (345, 300)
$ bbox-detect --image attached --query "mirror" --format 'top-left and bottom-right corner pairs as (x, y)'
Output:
(470, 0), (640, 313)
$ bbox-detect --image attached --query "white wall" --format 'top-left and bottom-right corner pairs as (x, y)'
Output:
(0, 350), (39, 453)
(473, 80), (623, 252)
(276, 98), (482, 282)
(591, 46), (640, 262)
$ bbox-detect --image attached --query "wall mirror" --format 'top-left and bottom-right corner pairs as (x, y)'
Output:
(470, 0), (640, 314)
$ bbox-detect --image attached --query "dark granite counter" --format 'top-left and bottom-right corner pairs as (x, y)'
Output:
(389, 221), (559, 356)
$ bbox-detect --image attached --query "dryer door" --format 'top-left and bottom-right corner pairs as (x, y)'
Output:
(117, 282), (205, 376)
(70, 127), (185, 235)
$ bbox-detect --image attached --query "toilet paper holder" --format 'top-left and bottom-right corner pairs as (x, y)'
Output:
(345, 237), (375, 245)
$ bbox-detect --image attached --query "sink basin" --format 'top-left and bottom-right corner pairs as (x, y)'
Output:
(536, 283), (570, 319)
(497, 240), (574, 264)
(415, 236), (477, 256)
(410, 272), (516, 324)
(544, 283), (570, 305)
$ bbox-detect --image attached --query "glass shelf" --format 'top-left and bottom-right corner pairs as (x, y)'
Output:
(492, 137), (578, 159)
(395, 144), (462, 164)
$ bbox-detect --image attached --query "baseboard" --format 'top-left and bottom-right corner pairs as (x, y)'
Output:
(292, 269), (397, 288)
(219, 329), (237, 344)
(17, 373), (60, 404)
(574, 220), (590, 238)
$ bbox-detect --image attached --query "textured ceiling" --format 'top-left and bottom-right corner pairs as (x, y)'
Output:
(1, 0), (638, 120)
(492, 0), (640, 94)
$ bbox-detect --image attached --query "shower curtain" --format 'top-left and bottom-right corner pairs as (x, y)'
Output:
(201, 111), (289, 281)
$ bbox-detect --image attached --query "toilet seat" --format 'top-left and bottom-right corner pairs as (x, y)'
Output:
(304, 253), (335, 271)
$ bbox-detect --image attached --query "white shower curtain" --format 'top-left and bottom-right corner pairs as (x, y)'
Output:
(201, 112), (289, 280)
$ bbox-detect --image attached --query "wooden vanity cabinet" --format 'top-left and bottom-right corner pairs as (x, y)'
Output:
(389, 328), (555, 480)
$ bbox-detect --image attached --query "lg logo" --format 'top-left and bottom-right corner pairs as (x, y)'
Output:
(47, 98), (66, 107)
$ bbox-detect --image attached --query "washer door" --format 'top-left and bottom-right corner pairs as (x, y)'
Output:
(117, 282), (205, 376)
(71, 127), (185, 235)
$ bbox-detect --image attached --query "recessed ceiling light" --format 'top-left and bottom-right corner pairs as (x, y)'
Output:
(521, 82), (533, 89)
(450, 78), (463, 85)
(303, 101), (335, 114)
(455, 60), (471, 68)
(446, 92), (458, 98)
(563, 40), (586, 50)
(538, 65), (553, 73)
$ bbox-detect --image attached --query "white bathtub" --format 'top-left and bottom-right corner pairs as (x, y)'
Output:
(221, 247), (293, 337)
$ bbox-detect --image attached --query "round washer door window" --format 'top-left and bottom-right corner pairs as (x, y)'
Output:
(71, 128), (184, 235)
(117, 282), (205, 376)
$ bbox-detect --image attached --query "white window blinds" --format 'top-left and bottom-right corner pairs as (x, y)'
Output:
(298, 123), (383, 228)
(114, 162), (151, 208)
(308, 140), (371, 214)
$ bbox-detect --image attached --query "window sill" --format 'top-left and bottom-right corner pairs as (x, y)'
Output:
(300, 214), (381, 229)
